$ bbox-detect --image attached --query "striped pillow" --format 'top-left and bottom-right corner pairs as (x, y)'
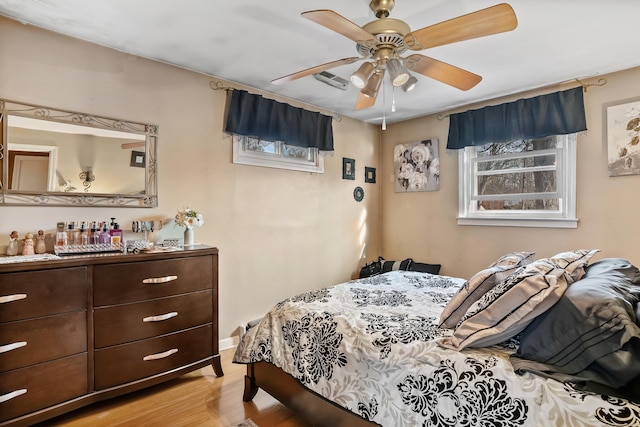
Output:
(438, 263), (521, 329)
(438, 259), (570, 350)
(488, 251), (536, 268)
(380, 257), (412, 273)
(548, 249), (600, 282)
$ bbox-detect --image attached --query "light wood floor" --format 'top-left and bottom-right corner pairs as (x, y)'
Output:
(35, 348), (312, 427)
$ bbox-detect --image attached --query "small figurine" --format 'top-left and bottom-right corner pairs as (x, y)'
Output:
(22, 232), (35, 256)
(35, 230), (47, 254)
(6, 231), (19, 256)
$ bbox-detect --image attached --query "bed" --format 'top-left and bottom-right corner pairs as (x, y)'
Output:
(233, 252), (640, 426)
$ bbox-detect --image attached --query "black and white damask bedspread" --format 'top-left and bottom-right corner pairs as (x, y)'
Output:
(233, 271), (640, 427)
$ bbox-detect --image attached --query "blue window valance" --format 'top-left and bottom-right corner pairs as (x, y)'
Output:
(224, 89), (334, 152)
(447, 87), (587, 150)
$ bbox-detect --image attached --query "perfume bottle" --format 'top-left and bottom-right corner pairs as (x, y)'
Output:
(67, 222), (76, 245)
(99, 222), (111, 244)
(79, 221), (89, 245)
(56, 222), (67, 247)
(89, 222), (98, 244)
(93, 221), (102, 244)
(110, 222), (124, 249)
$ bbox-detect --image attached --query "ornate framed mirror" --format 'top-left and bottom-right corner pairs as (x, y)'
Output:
(0, 98), (157, 207)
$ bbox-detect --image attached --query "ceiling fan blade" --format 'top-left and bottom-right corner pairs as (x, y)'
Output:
(271, 57), (360, 85)
(355, 92), (377, 110)
(404, 3), (517, 51)
(404, 54), (482, 91)
(302, 10), (377, 45)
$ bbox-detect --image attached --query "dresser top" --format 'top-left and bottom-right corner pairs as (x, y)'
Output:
(0, 245), (218, 273)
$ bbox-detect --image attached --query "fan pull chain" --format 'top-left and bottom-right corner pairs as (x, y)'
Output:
(392, 85), (397, 113)
(382, 78), (387, 130)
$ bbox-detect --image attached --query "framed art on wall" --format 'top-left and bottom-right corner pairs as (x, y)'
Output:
(605, 97), (640, 176)
(365, 167), (376, 183)
(394, 138), (440, 192)
(343, 157), (355, 180)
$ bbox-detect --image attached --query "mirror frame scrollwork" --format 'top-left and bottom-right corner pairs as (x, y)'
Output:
(0, 98), (158, 207)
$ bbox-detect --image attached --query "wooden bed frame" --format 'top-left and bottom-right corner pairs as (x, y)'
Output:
(243, 361), (378, 427)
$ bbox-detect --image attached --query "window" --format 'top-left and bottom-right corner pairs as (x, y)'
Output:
(458, 134), (577, 228)
(232, 135), (324, 173)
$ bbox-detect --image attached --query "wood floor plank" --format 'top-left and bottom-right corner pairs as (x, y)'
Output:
(35, 348), (311, 427)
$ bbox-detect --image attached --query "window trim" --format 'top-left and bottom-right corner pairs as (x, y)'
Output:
(457, 134), (577, 228)
(232, 135), (324, 173)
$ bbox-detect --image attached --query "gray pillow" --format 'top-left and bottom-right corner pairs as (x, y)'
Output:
(512, 258), (640, 389)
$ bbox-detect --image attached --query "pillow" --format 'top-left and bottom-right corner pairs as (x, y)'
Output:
(408, 262), (441, 275)
(547, 249), (600, 282)
(511, 258), (640, 389)
(379, 257), (412, 273)
(487, 251), (535, 268)
(438, 263), (521, 329)
(438, 259), (570, 350)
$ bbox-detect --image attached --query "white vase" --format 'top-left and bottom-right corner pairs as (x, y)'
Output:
(184, 227), (194, 246)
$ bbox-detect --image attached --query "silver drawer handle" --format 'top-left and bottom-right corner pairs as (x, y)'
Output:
(143, 312), (178, 322)
(0, 389), (27, 404)
(142, 275), (178, 284)
(143, 348), (178, 361)
(0, 294), (27, 304)
(0, 341), (27, 354)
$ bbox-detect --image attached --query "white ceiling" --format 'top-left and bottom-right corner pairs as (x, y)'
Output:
(1, 0), (639, 125)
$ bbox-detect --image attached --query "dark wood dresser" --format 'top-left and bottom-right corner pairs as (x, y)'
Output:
(0, 245), (222, 426)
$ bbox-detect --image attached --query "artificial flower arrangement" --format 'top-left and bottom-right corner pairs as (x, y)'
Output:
(175, 207), (204, 229)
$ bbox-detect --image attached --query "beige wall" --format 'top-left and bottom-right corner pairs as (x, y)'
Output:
(3, 15), (639, 346)
(0, 17), (381, 346)
(381, 67), (640, 279)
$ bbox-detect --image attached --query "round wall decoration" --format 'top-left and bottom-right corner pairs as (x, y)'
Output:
(353, 186), (364, 202)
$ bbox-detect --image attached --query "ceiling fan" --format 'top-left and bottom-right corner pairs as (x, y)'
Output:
(271, 1), (518, 110)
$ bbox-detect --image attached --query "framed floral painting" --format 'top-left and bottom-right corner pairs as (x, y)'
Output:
(605, 97), (640, 176)
(394, 138), (440, 192)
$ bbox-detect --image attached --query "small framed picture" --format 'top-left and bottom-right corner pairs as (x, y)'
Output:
(365, 167), (376, 183)
(343, 158), (355, 180)
(130, 150), (145, 168)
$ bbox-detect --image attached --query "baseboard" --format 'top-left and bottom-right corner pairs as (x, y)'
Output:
(219, 337), (237, 351)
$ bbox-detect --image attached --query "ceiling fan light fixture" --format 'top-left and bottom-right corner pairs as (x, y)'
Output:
(350, 62), (375, 88)
(361, 70), (384, 98)
(401, 75), (418, 92)
(387, 58), (410, 86)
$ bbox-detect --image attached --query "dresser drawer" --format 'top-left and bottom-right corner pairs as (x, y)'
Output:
(94, 323), (212, 390)
(0, 353), (87, 422)
(94, 255), (213, 306)
(0, 311), (86, 372)
(0, 267), (87, 323)
(94, 290), (212, 348)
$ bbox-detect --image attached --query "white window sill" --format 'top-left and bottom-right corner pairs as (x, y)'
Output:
(457, 216), (578, 229)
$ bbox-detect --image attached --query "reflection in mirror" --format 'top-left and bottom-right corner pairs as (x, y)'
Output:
(1, 99), (157, 207)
